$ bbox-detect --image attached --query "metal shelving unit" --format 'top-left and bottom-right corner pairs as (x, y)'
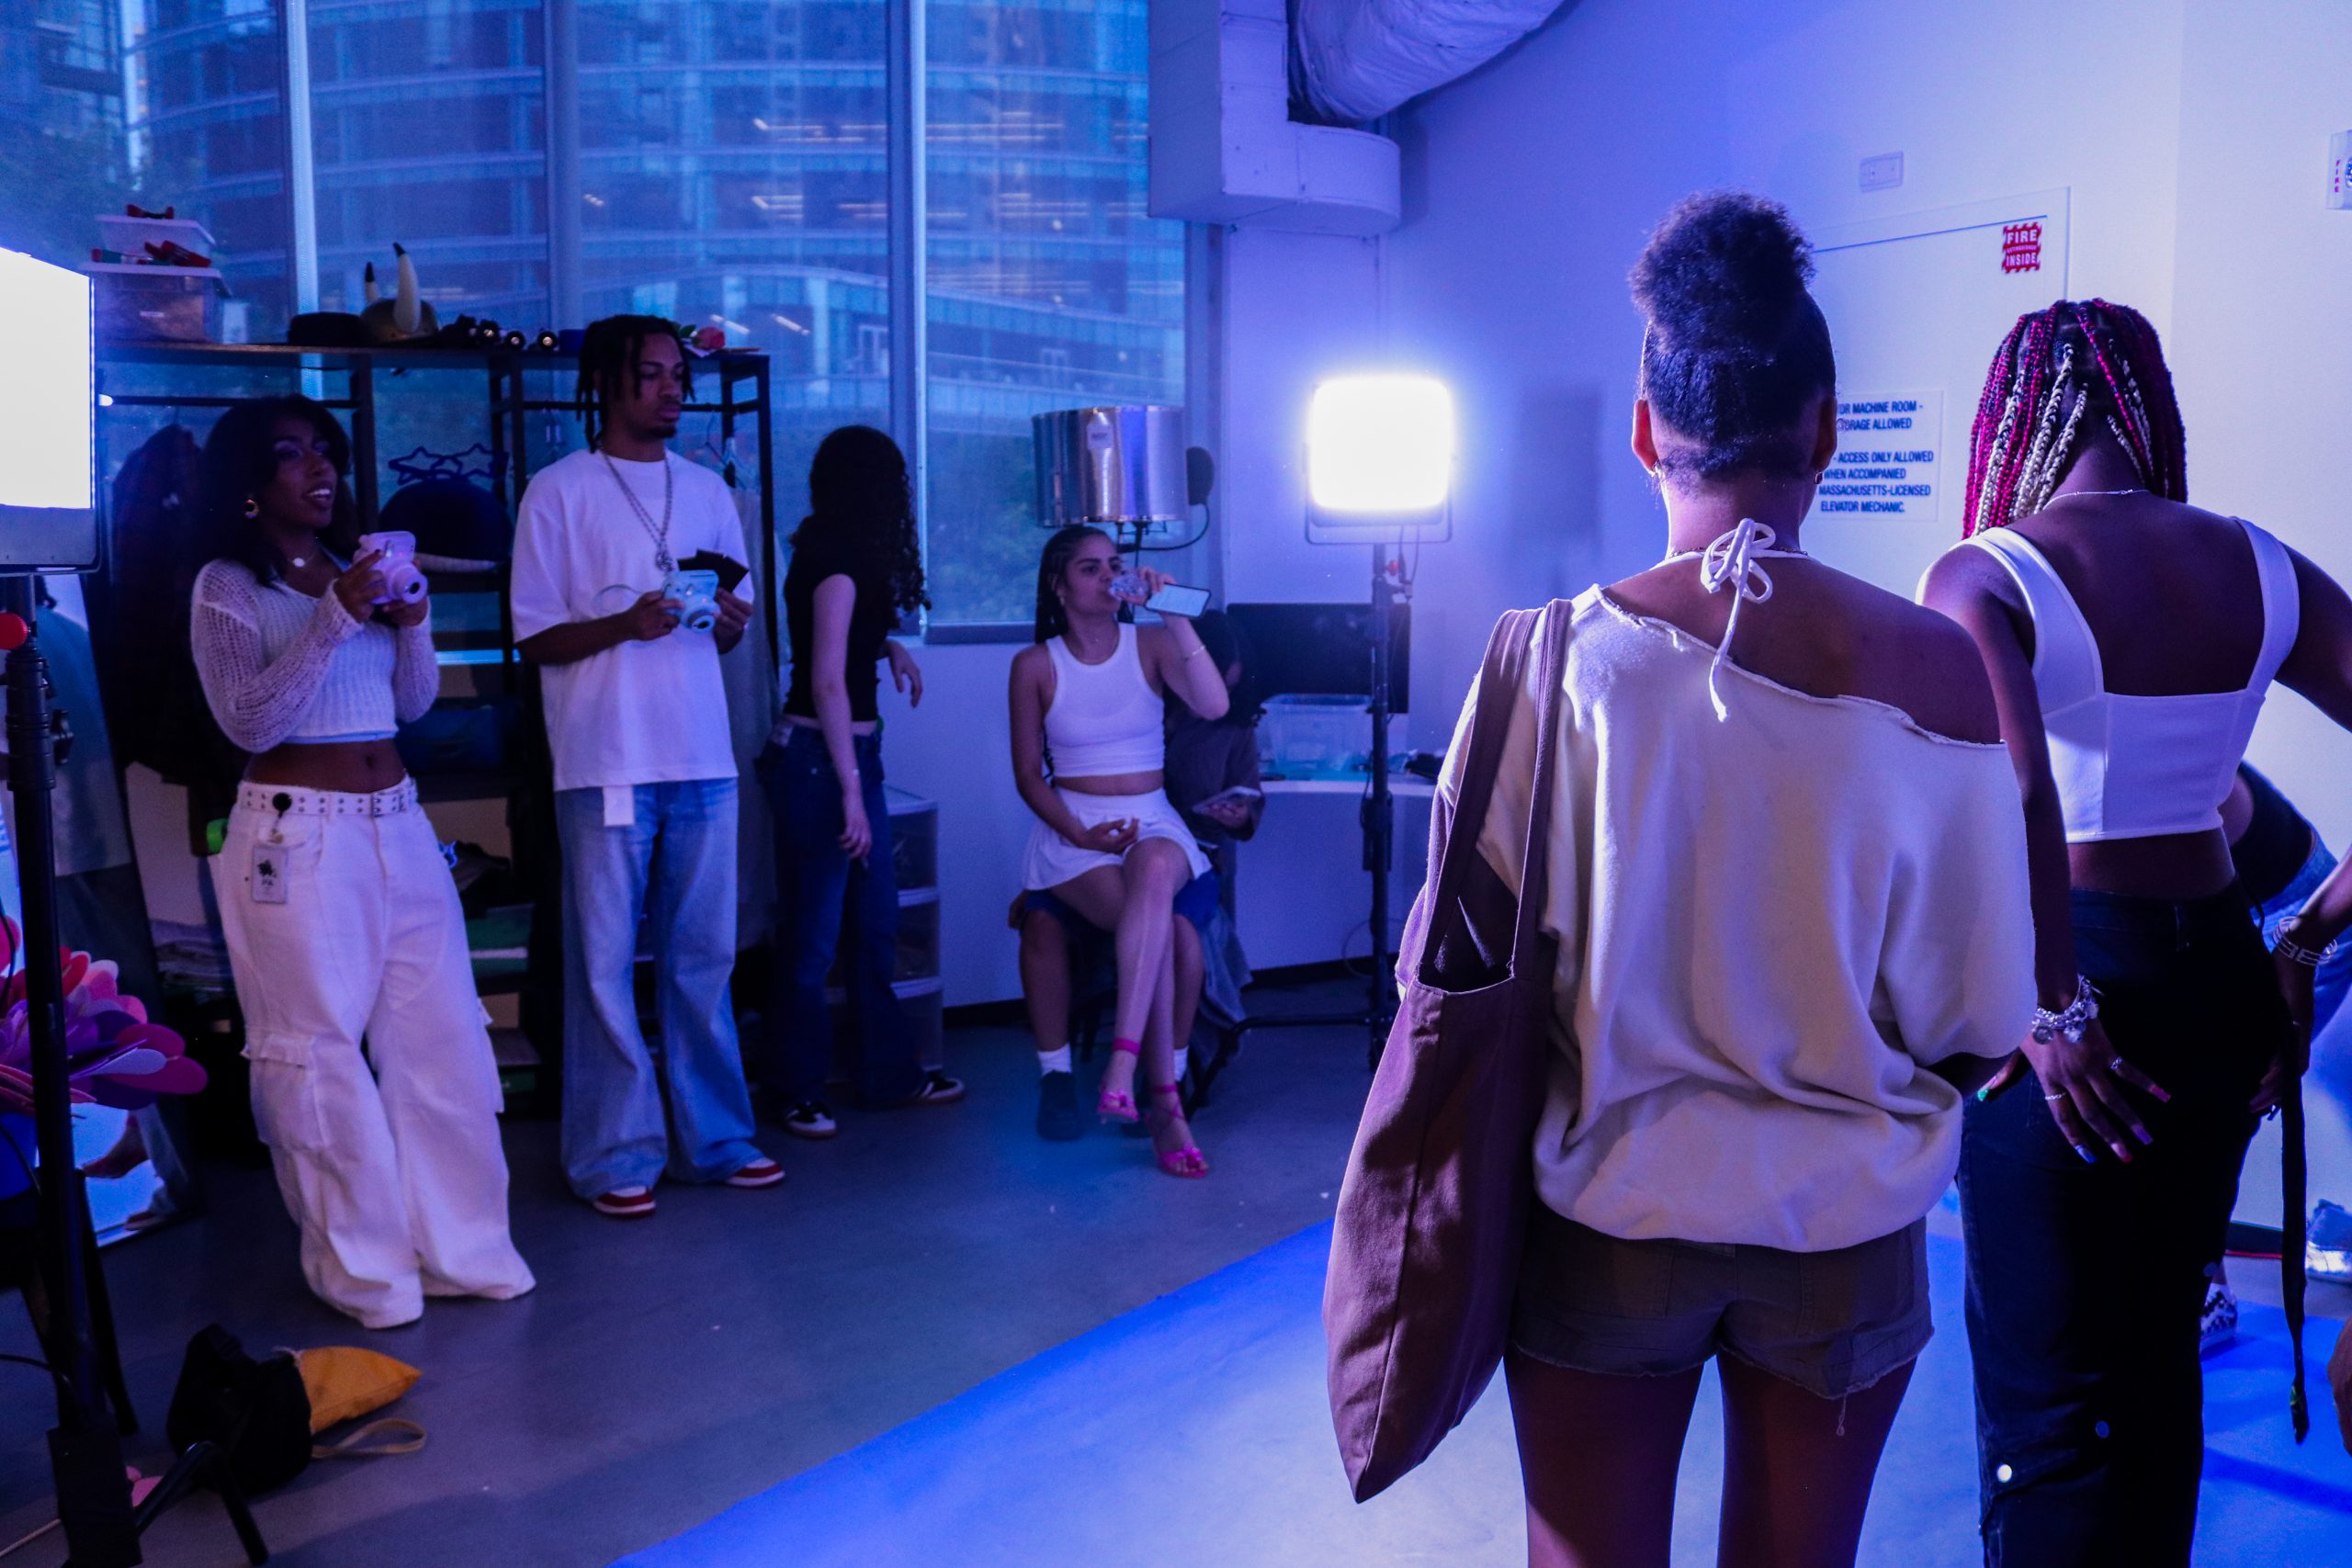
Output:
(93, 340), (782, 1092)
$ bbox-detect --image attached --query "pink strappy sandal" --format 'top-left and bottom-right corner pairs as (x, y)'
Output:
(1097, 1037), (1141, 1123)
(1148, 1083), (1208, 1179)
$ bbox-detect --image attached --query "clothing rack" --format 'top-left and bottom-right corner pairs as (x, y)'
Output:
(91, 342), (784, 1100)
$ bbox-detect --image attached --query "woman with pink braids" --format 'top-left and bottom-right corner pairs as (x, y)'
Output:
(1923, 299), (2352, 1564)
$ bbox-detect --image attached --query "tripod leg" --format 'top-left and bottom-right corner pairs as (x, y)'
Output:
(77, 1209), (138, 1434)
(134, 1441), (269, 1564)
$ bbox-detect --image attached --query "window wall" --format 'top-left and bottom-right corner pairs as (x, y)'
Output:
(10, 0), (1190, 629)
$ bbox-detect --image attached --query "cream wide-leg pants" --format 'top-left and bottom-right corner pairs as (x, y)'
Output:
(215, 780), (534, 1328)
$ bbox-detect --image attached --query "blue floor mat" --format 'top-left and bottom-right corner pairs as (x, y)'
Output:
(614, 1224), (2352, 1567)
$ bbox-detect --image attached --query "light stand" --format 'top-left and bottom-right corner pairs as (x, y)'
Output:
(6, 575), (139, 1566)
(1225, 548), (1406, 1069)
(6, 581), (269, 1565)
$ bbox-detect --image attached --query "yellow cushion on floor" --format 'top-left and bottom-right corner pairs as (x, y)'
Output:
(298, 1347), (420, 1434)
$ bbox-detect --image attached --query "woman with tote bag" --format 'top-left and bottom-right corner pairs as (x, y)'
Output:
(1326, 193), (2036, 1568)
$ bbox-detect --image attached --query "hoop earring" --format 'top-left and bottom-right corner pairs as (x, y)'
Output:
(243, 497), (260, 520)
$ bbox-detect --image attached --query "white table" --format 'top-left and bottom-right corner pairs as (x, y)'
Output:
(1236, 773), (1435, 970)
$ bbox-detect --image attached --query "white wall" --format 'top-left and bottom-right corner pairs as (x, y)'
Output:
(1214, 0), (2352, 1211)
(1368, 0), (2187, 751)
(2170, 2), (2352, 845)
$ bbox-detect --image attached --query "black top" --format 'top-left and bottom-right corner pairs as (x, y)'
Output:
(2233, 763), (2313, 908)
(782, 533), (895, 724)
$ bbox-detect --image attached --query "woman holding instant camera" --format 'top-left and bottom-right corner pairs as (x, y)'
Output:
(761, 426), (962, 1140)
(188, 396), (532, 1329)
(1008, 525), (1227, 1178)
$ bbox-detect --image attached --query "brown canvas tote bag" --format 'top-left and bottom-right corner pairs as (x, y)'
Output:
(1324, 603), (1569, 1502)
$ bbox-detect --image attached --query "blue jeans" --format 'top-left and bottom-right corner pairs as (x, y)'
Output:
(759, 728), (923, 1108)
(555, 779), (762, 1198)
(1960, 887), (2281, 1566)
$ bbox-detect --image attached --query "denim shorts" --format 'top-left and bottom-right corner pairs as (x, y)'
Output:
(1510, 1204), (1932, 1399)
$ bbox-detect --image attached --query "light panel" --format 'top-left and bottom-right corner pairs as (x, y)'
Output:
(1306, 374), (1453, 514)
(0, 248), (94, 513)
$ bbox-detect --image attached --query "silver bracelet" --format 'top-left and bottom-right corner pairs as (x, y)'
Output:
(2275, 918), (2337, 969)
(2030, 975), (2099, 1045)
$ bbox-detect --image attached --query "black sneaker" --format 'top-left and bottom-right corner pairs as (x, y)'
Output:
(777, 1100), (838, 1140)
(1036, 1072), (1084, 1142)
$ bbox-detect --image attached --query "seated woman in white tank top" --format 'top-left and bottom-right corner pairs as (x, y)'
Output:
(1008, 526), (1229, 1178)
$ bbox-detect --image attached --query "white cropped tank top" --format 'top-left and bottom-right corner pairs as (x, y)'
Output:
(1044, 624), (1164, 779)
(1963, 519), (2299, 842)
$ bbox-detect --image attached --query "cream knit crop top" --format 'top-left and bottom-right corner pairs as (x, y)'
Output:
(191, 558), (438, 751)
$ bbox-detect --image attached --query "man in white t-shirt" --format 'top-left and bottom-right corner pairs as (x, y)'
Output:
(510, 317), (782, 1217)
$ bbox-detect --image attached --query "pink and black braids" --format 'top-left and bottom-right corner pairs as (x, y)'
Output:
(1962, 299), (2187, 536)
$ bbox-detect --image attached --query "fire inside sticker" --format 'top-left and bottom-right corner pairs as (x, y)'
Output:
(1815, 391), (1941, 523)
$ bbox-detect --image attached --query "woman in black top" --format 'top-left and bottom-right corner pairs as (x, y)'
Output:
(759, 425), (962, 1138)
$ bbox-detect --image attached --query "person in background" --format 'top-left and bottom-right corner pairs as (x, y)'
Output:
(760, 426), (962, 1140)
(1489, 194), (2030, 1568)
(1016, 608), (1259, 1141)
(1013, 878), (1214, 1141)
(1164, 609), (1266, 881)
(2200, 763), (2352, 1350)
(510, 316), (780, 1219)
(190, 396), (532, 1327)
(1008, 526), (1227, 1177)
(1921, 297), (2352, 1562)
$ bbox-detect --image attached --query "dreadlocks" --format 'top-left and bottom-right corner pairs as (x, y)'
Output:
(1962, 299), (2186, 536)
(574, 314), (693, 451)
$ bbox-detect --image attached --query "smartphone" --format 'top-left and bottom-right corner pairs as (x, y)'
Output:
(678, 549), (751, 592)
(1193, 784), (1263, 814)
(1146, 582), (1212, 618)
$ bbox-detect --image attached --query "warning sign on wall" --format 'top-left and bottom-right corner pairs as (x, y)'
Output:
(1813, 389), (1942, 524)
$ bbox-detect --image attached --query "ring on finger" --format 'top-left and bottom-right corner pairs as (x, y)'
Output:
(2042, 1091), (2069, 1102)
(2108, 1057), (2126, 1074)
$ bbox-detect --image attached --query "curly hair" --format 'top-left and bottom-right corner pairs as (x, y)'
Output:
(793, 424), (929, 615)
(192, 396), (361, 583)
(1631, 192), (1837, 481)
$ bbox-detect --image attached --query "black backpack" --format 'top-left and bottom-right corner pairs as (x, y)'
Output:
(165, 1324), (313, 1495)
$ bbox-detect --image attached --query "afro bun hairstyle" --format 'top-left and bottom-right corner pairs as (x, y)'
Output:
(1632, 192), (1836, 482)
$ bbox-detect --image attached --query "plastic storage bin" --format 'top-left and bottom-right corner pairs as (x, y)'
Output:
(895, 887), (940, 984)
(887, 784), (937, 890)
(1260, 693), (1371, 775)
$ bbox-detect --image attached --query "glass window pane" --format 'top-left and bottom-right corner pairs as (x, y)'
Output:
(308, 0), (549, 327)
(924, 0), (1187, 627)
(577, 0), (892, 513)
(7, 1), (291, 337)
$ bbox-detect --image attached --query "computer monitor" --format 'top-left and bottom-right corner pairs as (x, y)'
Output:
(1227, 601), (1410, 714)
(0, 248), (98, 570)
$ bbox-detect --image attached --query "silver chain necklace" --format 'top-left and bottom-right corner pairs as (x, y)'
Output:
(2048, 487), (2147, 502)
(601, 449), (675, 572)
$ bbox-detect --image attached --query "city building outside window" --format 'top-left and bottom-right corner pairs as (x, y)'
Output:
(7, 0), (1193, 635)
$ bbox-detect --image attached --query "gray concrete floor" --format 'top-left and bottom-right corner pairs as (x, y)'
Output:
(0, 979), (1380, 1567)
(6, 984), (2345, 1567)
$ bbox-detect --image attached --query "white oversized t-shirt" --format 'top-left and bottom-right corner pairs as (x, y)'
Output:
(1443, 592), (2034, 1252)
(509, 448), (751, 792)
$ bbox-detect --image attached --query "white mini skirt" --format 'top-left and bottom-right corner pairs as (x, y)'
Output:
(1021, 786), (1211, 892)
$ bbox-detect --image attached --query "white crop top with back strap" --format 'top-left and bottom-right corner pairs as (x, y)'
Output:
(1043, 624), (1164, 779)
(1962, 518), (2300, 841)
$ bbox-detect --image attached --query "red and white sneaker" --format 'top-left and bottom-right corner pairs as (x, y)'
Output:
(725, 1157), (786, 1190)
(591, 1185), (657, 1219)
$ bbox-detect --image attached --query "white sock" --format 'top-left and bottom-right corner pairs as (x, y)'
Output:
(1037, 1046), (1073, 1076)
(1171, 1046), (1190, 1080)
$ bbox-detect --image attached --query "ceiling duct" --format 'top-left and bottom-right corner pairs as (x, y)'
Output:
(1293, 0), (1566, 124)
